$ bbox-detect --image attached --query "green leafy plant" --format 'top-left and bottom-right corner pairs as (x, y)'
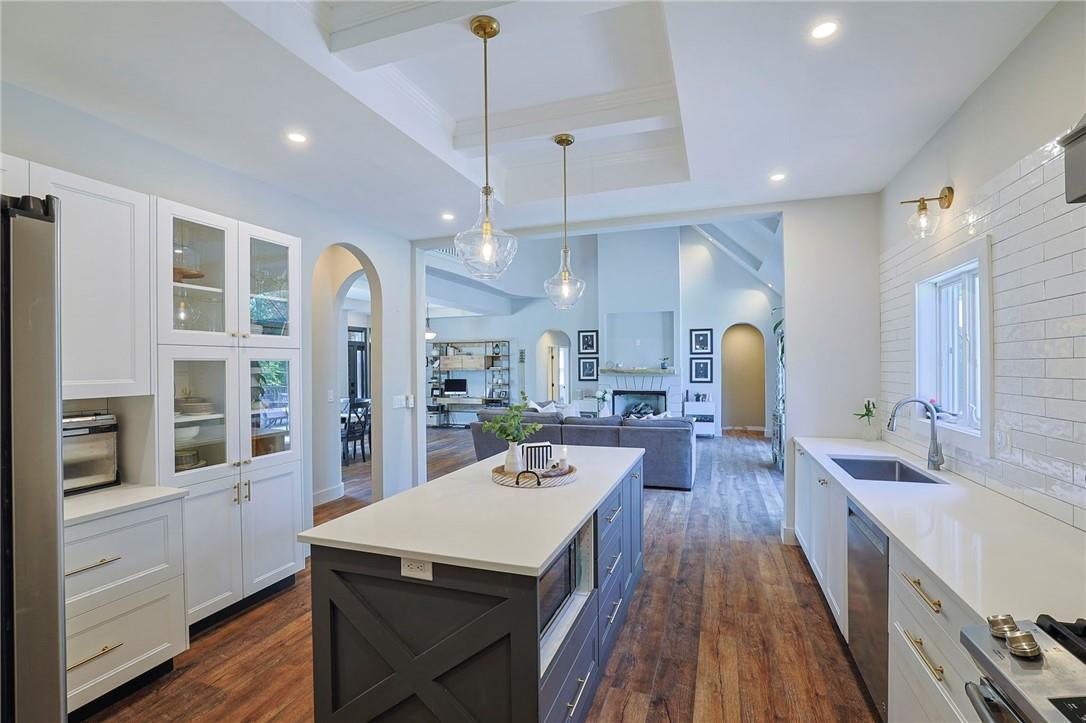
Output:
(854, 399), (877, 426)
(482, 392), (542, 444)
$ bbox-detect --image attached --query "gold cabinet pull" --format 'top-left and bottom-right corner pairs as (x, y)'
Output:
(606, 552), (623, 576)
(66, 642), (123, 671)
(904, 630), (944, 682)
(566, 668), (592, 719)
(607, 598), (623, 625)
(606, 506), (622, 524)
(64, 555), (121, 577)
(902, 572), (942, 613)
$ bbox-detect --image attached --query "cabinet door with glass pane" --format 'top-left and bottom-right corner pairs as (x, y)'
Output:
(158, 345), (240, 486)
(157, 199), (239, 346)
(239, 223), (300, 349)
(240, 349), (301, 470)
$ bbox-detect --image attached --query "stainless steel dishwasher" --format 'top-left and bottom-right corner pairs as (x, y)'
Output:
(847, 498), (889, 722)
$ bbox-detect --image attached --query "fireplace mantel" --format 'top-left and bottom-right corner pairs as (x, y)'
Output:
(600, 367), (677, 376)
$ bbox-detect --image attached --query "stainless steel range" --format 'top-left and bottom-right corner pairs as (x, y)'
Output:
(961, 615), (1086, 722)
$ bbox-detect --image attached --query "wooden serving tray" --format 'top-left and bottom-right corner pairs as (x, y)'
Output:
(491, 465), (577, 489)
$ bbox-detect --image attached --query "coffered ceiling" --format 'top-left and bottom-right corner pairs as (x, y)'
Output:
(0, 1), (1053, 242)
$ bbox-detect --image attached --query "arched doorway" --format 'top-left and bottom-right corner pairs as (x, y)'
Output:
(535, 330), (572, 403)
(311, 244), (383, 512)
(721, 323), (766, 431)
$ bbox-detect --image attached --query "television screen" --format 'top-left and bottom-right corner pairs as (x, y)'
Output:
(443, 378), (468, 394)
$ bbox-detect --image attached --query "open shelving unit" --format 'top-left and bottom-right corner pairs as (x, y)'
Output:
(426, 339), (511, 427)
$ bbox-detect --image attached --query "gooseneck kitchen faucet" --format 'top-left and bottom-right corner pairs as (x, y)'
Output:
(886, 397), (945, 470)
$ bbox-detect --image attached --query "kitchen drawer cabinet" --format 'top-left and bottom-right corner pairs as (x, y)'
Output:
(596, 525), (625, 590)
(623, 462), (644, 586)
(63, 499), (183, 619)
(794, 444), (813, 553)
(544, 617), (599, 723)
(890, 541), (983, 648)
(823, 478), (848, 639)
(889, 615), (973, 723)
(539, 590), (596, 715)
(1, 153), (29, 196)
(30, 163), (152, 399)
(596, 483), (624, 549)
(598, 559), (627, 663)
(65, 576), (186, 713)
(793, 444), (848, 640)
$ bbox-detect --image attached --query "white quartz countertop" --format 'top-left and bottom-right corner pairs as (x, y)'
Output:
(795, 437), (1086, 621)
(299, 445), (644, 576)
(63, 484), (188, 526)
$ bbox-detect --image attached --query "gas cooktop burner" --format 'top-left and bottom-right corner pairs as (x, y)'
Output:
(1037, 616), (1086, 665)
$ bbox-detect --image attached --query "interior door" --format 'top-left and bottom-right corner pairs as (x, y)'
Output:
(181, 476), (243, 624)
(238, 222), (300, 349)
(240, 348), (301, 470)
(240, 461), (302, 596)
(158, 345), (240, 487)
(157, 199), (238, 346)
(30, 163), (152, 399)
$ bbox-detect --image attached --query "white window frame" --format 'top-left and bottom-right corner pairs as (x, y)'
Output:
(911, 235), (993, 458)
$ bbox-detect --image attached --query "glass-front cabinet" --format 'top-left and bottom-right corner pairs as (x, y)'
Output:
(158, 345), (240, 487)
(239, 223), (301, 348)
(243, 349), (301, 470)
(157, 200), (238, 346)
(157, 201), (300, 349)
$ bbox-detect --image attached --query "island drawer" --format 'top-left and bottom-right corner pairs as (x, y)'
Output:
(598, 560), (627, 662)
(595, 483), (624, 548)
(596, 526), (625, 591)
(63, 498), (184, 619)
(540, 591), (597, 719)
(543, 616), (599, 723)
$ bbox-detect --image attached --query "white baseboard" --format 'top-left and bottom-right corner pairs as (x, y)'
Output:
(722, 425), (766, 432)
(780, 525), (797, 546)
(313, 483), (344, 506)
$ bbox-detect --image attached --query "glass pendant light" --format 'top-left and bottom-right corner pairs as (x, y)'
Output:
(424, 304), (437, 341)
(900, 186), (954, 241)
(454, 16), (517, 280)
(543, 133), (586, 309)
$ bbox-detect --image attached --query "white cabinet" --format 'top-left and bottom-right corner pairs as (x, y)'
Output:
(794, 444), (848, 638)
(182, 462), (303, 625)
(30, 164), (152, 399)
(242, 347), (302, 470)
(181, 475), (245, 624)
(241, 462), (304, 595)
(157, 200), (300, 349)
(1, 153), (29, 196)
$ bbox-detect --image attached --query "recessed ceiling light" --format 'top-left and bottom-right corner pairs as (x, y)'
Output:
(810, 20), (839, 40)
(441, 213), (456, 221)
(286, 132), (307, 144)
(769, 172), (787, 182)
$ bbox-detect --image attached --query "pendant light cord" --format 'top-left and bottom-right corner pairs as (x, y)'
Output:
(482, 36), (490, 200)
(562, 143), (568, 252)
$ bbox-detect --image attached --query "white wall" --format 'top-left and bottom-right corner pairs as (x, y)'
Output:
(881, 1), (1085, 249)
(877, 3), (1086, 532)
(1, 83), (422, 517)
(678, 226), (778, 434)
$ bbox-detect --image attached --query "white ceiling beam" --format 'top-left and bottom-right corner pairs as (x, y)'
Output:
(452, 84), (679, 153)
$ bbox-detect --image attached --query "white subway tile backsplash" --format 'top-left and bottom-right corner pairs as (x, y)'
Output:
(1021, 413), (1074, 440)
(996, 320), (1046, 341)
(1074, 506), (1086, 532)
(1045, 272), (1086, 300)
(999, 167), (1044, 206)
(1047, 398), (1086, 422)
(1046, 358), (1086, 379)
(1022, 377), (1073, 399)
(995, 359), (1046, 377)
(1044, 154), (1065, 183)
(1047, 437), (1086, 465)
(1046, 315), (1086, 338)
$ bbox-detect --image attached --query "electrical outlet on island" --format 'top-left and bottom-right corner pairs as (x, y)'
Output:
(400, 557), (433, 581)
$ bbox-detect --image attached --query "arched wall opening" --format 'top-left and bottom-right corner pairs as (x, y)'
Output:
(721, 323), (767, 431)
(534, 329), (572, 403)
(311, 243), (384, 509)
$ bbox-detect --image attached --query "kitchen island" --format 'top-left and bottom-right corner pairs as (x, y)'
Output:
(299, 445), (645, 723)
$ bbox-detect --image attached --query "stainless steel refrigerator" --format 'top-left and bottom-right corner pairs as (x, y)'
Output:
(1, 193), (65, 721)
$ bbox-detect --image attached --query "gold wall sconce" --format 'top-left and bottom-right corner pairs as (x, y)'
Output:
(900, 186), (954, 240)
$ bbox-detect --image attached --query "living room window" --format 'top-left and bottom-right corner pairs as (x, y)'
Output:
(916, 260), (982, 434)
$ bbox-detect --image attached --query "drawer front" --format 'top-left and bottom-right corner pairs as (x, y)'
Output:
(66, 576), (187, 712)
(596, 524), (625, 589)
(597, 562), (627, 663)
(540, 590), (597, 707)
(544, 619), (599, 723)
(890, 584), (978, 723)
(889, 542), (983, 652)
(64, 499), (183, 619)
(595, 484), (624, 549)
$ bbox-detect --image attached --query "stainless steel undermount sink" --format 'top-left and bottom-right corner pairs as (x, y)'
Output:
(830, 457), (946, 485)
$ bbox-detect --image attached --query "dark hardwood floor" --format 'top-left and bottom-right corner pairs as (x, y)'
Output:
(85, 430), (873, 723)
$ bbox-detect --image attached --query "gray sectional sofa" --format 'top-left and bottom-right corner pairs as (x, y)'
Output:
(470, 411), (696, 491)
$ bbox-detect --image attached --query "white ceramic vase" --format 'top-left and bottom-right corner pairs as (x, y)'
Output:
(504, 441), (523, 474)
(861, 424), (880, 442)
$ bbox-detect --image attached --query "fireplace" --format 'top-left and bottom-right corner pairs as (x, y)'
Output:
(612, 390), (667, 418)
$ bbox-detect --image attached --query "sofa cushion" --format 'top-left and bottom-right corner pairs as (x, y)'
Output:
(561, 425), (621, 447)
(623, 416), (695, 430)
(565, 414), (622, 426)
(477, 409), (563, 425)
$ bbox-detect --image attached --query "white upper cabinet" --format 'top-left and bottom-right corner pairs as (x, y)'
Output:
(239, 223), (300, 349)
(30, 164), (152, 399)
(242, 348), (302, 470)
(157, 199), (239, 347)
(1, 154), (30, 197)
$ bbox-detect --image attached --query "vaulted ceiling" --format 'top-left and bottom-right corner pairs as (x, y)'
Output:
(1, 1), (1052, 242)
